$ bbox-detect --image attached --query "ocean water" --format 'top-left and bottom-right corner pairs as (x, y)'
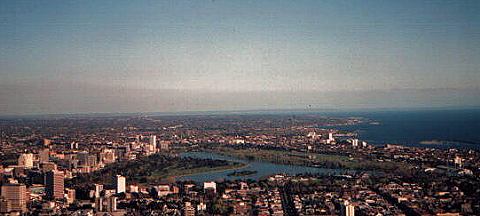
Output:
(326, 109), (480, 149)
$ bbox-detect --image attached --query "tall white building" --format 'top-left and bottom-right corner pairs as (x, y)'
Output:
(108, 196), (117, 212)
(18, 153), (34, 168)
(454, 156), (463, 168)
(203, 181), (216, 193)
(361, 141), (368, 147)
(351, 139), (359, 147)
(326, 132), (335, 144)
(341, 200), (355, 216)
(150, 135), (157, 153)
(94, 184), (103, 198)
(115, 175), (126, 194)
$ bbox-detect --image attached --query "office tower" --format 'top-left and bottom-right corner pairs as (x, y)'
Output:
(0, 198), (10, 214)
(115, 175), (126, 194)
(1, 183), (27, 212)
(150, 135), (157, 153)
(18, 153), (33, 168)
(87, 155), (98, 167)
(160, 140), (170, 151)
(108, 196), (117, 212)
(352, 139), (359, 147)
(66, 188), (75, 204)
(45, 170), (64, 200)
(40, 162), (57, 173)
(326, 132), (335, 144)
(341, 200), (355, 216)
(94, 184), (104, 198)
(183, 202), (195, 216)
(43, 138), (51, 146)
(129, 185), (139, 193)
(361, 141), (368, 147)
(77, 152), (89, 165)
(96, 197), (104, 212)
(70, 142), (79, 149)
(100, 149), (116, 164)
(38, 148), (50, 163)
(203, 181), (216, 193)
(454, 156), (463, 168)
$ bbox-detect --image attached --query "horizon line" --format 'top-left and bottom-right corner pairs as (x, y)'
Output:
(2, 105), (480, 119)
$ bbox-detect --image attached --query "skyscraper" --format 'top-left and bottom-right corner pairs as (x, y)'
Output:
(18, 153), (33, 168)
(150, 135), (157, 153)
(94, 184), (103, 198)
(65, 188), (76, 204)
(38, 148), (50, 163)
(341, 200), (355, 216)
(115, 175), (126, 194)
(203, 181), (216, 193)
(45, 170), (64, 200)
(326, 132), (335, 144)
(108, 196), (117, 212)
(351, 139), (359, 147)
(43, 138), (51, 146)
(100, 149), (116, 164)
(160, 140), (170, 151)
(1, 183), (27, 213)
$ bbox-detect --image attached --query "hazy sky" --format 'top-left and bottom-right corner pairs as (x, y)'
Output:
(1, 0), (479, 115)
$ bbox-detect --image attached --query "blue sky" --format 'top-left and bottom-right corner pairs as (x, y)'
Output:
(1, 0), (479, 114)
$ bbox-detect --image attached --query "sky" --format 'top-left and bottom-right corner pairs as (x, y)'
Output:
(1, 0), (479, 115)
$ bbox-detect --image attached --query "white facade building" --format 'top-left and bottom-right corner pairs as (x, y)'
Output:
(18, 153), (34, 168)
(115, 175), (126, 194)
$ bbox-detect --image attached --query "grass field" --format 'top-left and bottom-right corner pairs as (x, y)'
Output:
(208, 147), (409, 173)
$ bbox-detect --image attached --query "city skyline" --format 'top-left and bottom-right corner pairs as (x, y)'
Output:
(1, 0), (480, 115)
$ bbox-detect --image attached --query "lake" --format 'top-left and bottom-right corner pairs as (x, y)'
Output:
(178, 151), (351, 182)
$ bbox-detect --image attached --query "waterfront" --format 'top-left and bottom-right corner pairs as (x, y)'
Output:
(325, 109), (480, 149)
(178, 151), (351, 182)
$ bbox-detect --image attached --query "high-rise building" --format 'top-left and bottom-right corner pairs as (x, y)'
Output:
(0, 198), (10, 214)
(40, 162), (57, 172)
(94, 184), (104, 198)
(351, 139), (359, 147)
(45, 170), (64, 200)
(66, 188), (75, 204)
(361, 141), (368, 147)
(183, 201), (195, 216)
(341, 200), (355, 216)
(115, 175), (126, 194)
(150, 135), (157, 153)
(454, 156), (463, 168)
(160, 140), (170, 151)
(18, 153), (33, 168)
(326, 132), (335, 144)
(108, 196), (117, 212)
(38, 148), (50, 163)
(203, 181), (216, 193)
(96, 197), (104, 212)
(129, 185), (139, 193)
(1, 183), (27, 213)
(100, 149), (116, 164)
(43, 138), (51, 146)
(77, 152), (90, 166)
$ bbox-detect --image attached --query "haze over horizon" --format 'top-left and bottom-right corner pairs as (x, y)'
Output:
(1, 0), (480, 115)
